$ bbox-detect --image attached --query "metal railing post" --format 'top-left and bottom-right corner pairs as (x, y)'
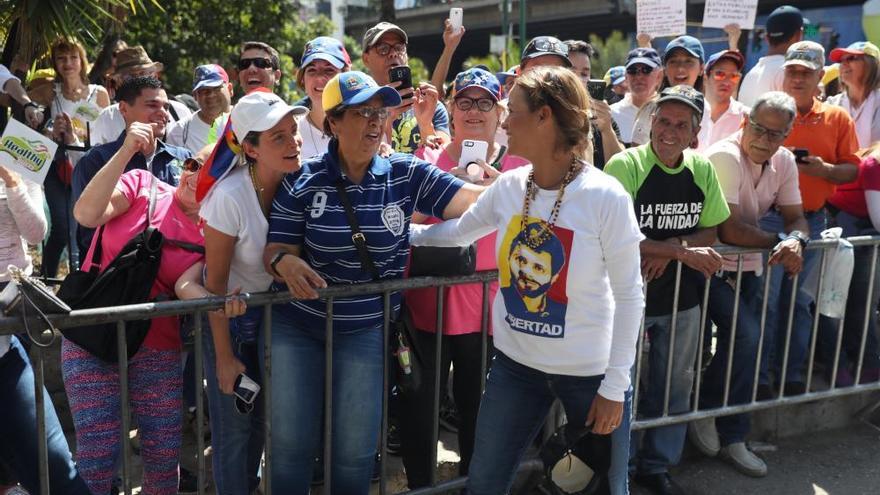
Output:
(429, 286), (446, 487)
(805, 250), (829, 392)
(380, 292), (392, 495)
(324, 297), (335, 494)
(33, 343), (49, 495)
(194, 312), (206, 495)
(722, 256), (744, 407)
(777, 272), (800, 398)
(116, 320), (133, 495)
(262, 303), (273, 494)
(662, 260), (683, 416)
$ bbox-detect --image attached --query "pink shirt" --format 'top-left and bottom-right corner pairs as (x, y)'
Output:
(706, 132), (802, 273)
(407, 146), (529, 334)
(82, 169), (204, 350)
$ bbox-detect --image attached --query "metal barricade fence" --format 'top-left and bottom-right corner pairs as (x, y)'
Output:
(3, 236), (880, 495)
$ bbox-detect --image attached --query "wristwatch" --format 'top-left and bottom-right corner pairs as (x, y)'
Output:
(778, 230), (808, 248)
(269, 251), (289, 276)
(23, 101), (42, 111)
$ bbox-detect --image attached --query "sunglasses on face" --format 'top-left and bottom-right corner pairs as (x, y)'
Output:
(748, 118), (788, 142)
(237, 57), (275, 71)
(373, 43), (407, 57)
(182, 157), (203, 173)
(839, 54), (865, 64)
(626, 65), (654, 76)
(349, 106), (390, 120)
(454, 97), (496, 112)
(709, 69), (742, 83)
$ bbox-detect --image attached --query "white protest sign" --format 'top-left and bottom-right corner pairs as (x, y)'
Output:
(0, 119), (58, 185)
(637, 0), (687, 38)
(702, 0), (758, 30)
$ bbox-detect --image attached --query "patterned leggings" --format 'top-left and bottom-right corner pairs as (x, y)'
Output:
(61, 339), (182, 495)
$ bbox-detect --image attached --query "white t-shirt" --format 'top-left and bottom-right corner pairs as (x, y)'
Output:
(827, 89), (880, 149)
(166, 112), (228, 155)
(739, 54), (786, 107)
(199, 163), (274, 293)
(697, 99), (750, 153)
(706, 132), (802, 273)
(0, 64), (18, 91)
(410, 165), (645, 401)
(610, 93), (642, 144)
(91, 100), (193, 145)
(299, 116), (331, 160)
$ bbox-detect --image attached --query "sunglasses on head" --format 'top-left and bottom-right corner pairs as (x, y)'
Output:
(182, 157), (203, 173)
(709, 69), (742, 83)
(626, 65), (654, 76)
(237, 57), (275, 71)
(530, 39), (568, 56)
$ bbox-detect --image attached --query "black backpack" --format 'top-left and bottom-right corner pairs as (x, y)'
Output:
(56, 176), (202, 363)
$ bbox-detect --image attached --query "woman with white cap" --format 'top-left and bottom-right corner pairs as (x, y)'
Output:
(295, 36), (352, 159)
(827, 41), (880, 148)
(262, 71), (483, 493)
(188, 90), (308, 494)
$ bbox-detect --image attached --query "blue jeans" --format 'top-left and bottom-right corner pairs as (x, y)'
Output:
(42, 168), (79, 277)
(0, 336), (90, 495)
(610, 388), (632, 495)
(701, 272), (763, 445)
(202, 308), (265, 495)
(632, 306), (701, 474)
(260, 309), (384, 495)
(466, 352), (628, 495)
(758, 210), (825, 385)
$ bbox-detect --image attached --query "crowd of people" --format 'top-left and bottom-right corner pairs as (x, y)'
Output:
(1, 4), (880, 495)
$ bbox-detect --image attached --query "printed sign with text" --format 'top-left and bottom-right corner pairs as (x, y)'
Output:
(702, 0), (759, 30)
(0, 119), (58, 185)
(637, 0), (687, 38)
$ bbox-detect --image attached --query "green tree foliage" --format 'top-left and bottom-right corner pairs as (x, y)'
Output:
(464, 40), (521, 74)
(589, 30), (632, 80)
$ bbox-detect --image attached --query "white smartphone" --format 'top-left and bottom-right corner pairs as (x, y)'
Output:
(234, 373), (261, 404)
(458, 139), (488, 181)
(449, 8), (463, 34)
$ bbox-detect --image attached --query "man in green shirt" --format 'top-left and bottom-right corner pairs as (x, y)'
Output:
(605, 85), (729, 495)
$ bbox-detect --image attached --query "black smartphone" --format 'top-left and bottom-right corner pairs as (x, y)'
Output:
(794, 148), (810, 164)
(389, 66), (413, 99)
(587, 79), (607, 101)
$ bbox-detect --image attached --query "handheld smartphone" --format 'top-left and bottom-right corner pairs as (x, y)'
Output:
(587, 79), (607, 101)
(234, 373), (261, 405)
(389, 66), (413, 99)
(458, 139), (489, 181)
(449, 8), (463, 34)
(794, 148), (810, 164)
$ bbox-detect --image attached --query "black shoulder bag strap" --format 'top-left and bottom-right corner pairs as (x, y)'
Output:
(334, 179), (381, 281)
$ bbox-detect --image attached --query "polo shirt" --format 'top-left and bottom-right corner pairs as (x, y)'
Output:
(697, 99), (750, 153)
(707, 132), (802, 273)
(268, 139), (464, 331)
(72, 131), (191, 251)
(605, 144), (730, 316)
(784, 99), (860, 212)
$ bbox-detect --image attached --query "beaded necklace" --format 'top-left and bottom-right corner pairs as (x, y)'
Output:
(518, 157), (582, 250)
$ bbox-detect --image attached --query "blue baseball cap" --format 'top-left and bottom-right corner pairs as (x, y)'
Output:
(192, 64), (229, 92)
(322, 71), (402, 112)
(766, 5), (805, 40)
(302, 36), (351, 70)
(664, 35), (705, 64)
(604, 66), (626, 86)
(454, 68), (503, 101)
(625, 47), (662, 70)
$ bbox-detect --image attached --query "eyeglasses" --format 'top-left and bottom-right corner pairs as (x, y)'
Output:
(373, 43), (407, 57)
(349, 106), (390, 120)
(709, 69), (742, 83)
(748, 118), (788, 142)
(626, 65), (654, 76)
(454, 97), (496, 112)
(839, 54), (866, 64)
(237, 57), (275, 71)
(182, 157), (203, 173)
(529, 39), (568, 56)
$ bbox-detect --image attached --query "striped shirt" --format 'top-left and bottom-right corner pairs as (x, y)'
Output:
(268, 140), (464, 331)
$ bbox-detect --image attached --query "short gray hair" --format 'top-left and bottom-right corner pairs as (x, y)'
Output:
(750, 91), (796, 129)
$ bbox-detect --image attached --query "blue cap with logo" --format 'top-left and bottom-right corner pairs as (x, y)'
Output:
(664, 35), (705, 64)
(625, 47), (662, 70)
(322, 71), (402, 112)
(454, 68), (503, 101)
(302, 36), (352, 70)
(192, 64), (229, 92)
(604, 66), (626, 86)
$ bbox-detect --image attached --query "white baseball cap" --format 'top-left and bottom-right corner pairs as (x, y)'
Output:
(231, 90), (308, 142)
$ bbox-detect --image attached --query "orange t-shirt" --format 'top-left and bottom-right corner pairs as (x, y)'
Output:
(784, 99), (860, 212)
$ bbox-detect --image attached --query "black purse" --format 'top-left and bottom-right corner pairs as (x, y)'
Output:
(409, 244), (476, 277)
(334, 180), (423, 393)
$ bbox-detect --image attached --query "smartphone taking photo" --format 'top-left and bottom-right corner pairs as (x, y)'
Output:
(389, 66), (413, 99)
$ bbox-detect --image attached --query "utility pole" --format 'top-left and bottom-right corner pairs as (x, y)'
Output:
(519, 0), (527, 49)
